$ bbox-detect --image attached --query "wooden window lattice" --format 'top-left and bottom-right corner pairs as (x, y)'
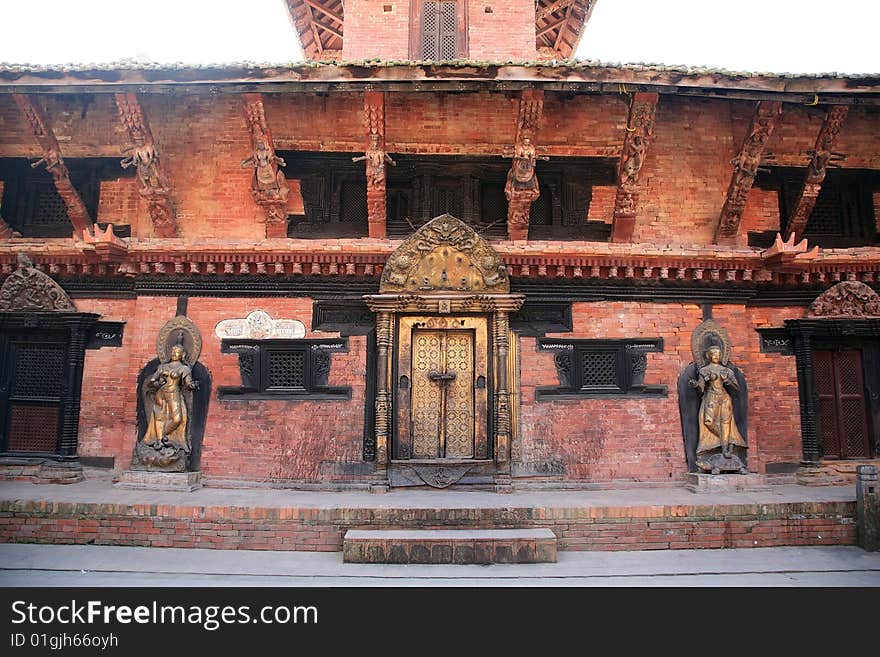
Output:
(579, 351), (619, 388)
(422, 1), (458, 60)
(266, 350), (306, 390)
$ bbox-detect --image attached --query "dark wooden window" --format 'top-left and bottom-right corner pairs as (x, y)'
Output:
(279, 152), (368, 238)
(751, 167), (880, 248)
(813, 347), (873, 459)
(0, 157), (132, 237)
(385, 155), (617, 240)
(411, 1), (467, 59)
(218, 339), (351, 401)
(535, 338), (667, 400)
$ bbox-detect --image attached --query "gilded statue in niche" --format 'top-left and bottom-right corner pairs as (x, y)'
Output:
(690, 346), (748, 474)
(677, 319), (749, 474)
(133, 316), (203, 472)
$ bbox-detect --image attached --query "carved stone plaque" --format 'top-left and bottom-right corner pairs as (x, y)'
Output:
(215, 310), (306, 340)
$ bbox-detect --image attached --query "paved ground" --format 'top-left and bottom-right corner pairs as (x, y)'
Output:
(1, 543), (878, 586)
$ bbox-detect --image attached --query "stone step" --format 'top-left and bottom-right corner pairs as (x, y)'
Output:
(342, 528), (557, 564)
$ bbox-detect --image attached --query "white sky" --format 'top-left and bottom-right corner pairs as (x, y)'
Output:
(0, 0), (876, 74)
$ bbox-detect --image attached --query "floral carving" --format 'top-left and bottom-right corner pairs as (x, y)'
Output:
(0, 253), (76, 312)
(807, 281), (880, 318)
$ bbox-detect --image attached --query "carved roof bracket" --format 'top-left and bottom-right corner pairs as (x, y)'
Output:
(12, 94), (93, 238)
(783, 105), (849, 241)
(715, 100), (782, 242)
(115, 93), (178, 238)
(505, 89), (545, 241)
(241, 93), (289, 239)
(611, 92), (658, 243)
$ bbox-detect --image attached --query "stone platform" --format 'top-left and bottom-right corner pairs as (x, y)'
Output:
(0, 473), (858, 553)
(116, 470), (202, 492)
(685, 473), (770, 493)
(343, 529), (557, 564)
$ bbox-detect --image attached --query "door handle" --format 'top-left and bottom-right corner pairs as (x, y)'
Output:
(427, 370), (456, 383)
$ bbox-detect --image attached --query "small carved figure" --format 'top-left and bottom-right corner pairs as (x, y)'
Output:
(242, 138), (287, 197)
(690, 346), (748, 473)
(353, 133), (396, 186)
(121, 142), (169, 193)
(619, 135), (646, 187)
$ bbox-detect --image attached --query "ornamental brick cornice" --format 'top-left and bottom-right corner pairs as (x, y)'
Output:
(0, 240), (878, 287)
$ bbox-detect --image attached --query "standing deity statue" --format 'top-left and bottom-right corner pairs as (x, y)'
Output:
(690, 346), (748, 474)
(142, 344), (197, 457)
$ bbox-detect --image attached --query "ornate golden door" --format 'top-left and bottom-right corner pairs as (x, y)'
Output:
(395, 317), (489, 461)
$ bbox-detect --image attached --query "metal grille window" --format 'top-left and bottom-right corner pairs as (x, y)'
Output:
(536, 339), (667, 400)
(421, 1), (458, 60)
(218, 339), (351, 401)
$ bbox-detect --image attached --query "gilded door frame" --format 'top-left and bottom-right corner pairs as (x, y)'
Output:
(394, 315), (490, 461)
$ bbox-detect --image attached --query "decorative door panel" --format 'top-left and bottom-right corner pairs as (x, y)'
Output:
(395, 316), (489, 461)
(813, 348), (871, 459)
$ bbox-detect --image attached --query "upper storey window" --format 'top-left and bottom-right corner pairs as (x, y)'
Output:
(412, 1), (467, 59)
(752, 167), (880, 248)
(0, 157), (130, 238)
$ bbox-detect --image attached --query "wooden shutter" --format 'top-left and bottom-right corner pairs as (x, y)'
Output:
(422, 1), (458, 60)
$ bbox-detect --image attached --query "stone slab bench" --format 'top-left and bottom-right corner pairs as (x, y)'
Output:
(342, 528), (557, 564)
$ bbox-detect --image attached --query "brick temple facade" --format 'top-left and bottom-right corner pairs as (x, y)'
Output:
(0, 1), (878, 494)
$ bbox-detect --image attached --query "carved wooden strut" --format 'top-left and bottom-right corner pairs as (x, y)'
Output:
(505, 89), (545, 241)
(354, 91), (393, 239)
(783, 105), (849, 240)
(114, 93), (178, 238)
(715, 101), (782, 242)
(611, 92), (658, 243)
(13, 94), (92, 237)
(241, 93), (290, 238)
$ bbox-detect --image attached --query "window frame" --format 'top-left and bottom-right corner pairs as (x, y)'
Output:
(218, 338), (351, 401)
(410, 0), (469, 60)
(535, 338), (668, 400)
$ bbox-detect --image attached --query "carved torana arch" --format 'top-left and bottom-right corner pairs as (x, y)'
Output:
(0, 253), (76, 312)
(379, 214), (509, 294)
(807, 281), (880, 318)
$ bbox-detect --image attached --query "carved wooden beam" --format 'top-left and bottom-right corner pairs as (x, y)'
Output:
(304, 4), (325, 55)
(357, 91), (391, 239)
(537, 0), (576, 20)
(114, 93), (178, 238)
(505, 89), (545, 241)
(303, 0), (343, 24)
(537, 17), (567, 38)
(714, 100), (782, 242)
(241, 93), (290, 239)
(12, 94), (92, 237)
(611, 92), (658, 243)
(783, 105), (849, 240)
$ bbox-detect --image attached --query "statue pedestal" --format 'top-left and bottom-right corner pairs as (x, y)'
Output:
(116, 470), (202, 492)
(685, 472), (769, 494)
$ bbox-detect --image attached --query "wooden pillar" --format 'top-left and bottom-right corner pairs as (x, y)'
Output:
(362, 91), (389, 239)
(372, 310), (393, 491)
(493, 310), (512, 492)
(505, 89), (545, 241)
(611, 92), (658, 243)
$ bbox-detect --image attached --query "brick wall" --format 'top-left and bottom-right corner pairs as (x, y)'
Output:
(468, 1), (536, 61)
(75, 297), (367, 483)
(97, 178), (142, 231)
(0, 498), (856, 551)
(342, 0), (412, 60)
(515, 302), (805, 483)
